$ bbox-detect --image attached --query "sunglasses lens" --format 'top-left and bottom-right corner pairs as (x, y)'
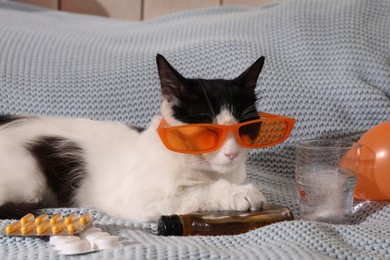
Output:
(239, 121), (288, 146)
(165, 125), (221, 152)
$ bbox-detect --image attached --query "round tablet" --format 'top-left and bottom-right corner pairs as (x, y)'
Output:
(58, 240), (91, 255)
(85, 232), (109, 249)
(78, 227), (102, 239)
(49, 235), (80, 248)
(95, 235), (121, 250)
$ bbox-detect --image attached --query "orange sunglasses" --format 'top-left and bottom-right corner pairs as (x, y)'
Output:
(157, 112), (295, 154)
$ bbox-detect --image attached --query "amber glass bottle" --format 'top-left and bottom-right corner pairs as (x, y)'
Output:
(157, 204), (294, 236)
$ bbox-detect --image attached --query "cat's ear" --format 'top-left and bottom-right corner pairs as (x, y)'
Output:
(235, 56), (265, 92)
(156, 54), (187, 103)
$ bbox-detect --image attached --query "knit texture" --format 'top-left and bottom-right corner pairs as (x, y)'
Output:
(0, 0), (389, 259)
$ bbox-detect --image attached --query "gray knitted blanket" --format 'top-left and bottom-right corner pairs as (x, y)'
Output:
(0, 0), (389, 259)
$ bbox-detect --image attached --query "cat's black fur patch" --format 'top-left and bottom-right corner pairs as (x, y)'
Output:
(26, 136), (86, 207)
(0, 202), (46, 219)
(171, 78), (260, 124)
(0, 115), (26, 127)
(156, 55), (264, 124)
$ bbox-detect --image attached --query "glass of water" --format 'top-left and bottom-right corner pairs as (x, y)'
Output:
(295, 139), (360, 224)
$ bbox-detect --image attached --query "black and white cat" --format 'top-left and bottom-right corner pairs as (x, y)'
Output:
(0, 55), (267, 222)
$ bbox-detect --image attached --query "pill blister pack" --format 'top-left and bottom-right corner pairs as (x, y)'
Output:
(1, 212), (93, 236)
(1, 212), (121, 255)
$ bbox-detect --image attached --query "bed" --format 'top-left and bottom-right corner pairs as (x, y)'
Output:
(0, 0), (389, 259)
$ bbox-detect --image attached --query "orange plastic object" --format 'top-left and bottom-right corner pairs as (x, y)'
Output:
(157, 112), (295, 154)
(354, 122), (390, 200)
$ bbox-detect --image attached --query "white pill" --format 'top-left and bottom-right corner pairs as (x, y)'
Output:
(78, 227), (102, 238)
(49, 236), (80, 248)
(85, 232), (109, 249)
(78, 227), (102, 239)
(95, 235), (121, 250)
(58, 240), (91, 255)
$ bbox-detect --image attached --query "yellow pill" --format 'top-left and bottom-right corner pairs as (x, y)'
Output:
(50, 213), (63, 225)
(52, 221), (66, 234)
(21, 222), (36, 234)
(35, 214), (49, 225)
(64, 213), (78, 225)
(36, 221), (51, 235)
(79, 213), (92, 225)
(67, 221), (80, 234)
(20, 213), (35, 225)
(5, 221), (21, 234)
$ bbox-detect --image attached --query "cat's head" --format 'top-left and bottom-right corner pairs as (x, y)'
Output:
(156, 54), (265, 174)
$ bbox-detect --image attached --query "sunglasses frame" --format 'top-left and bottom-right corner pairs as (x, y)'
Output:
(157, 112), (296, 154)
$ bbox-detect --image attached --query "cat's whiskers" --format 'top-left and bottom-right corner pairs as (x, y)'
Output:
(237, 103), (260, 122)
(239, 104), (257, 119)
(239, 113), (260, 122)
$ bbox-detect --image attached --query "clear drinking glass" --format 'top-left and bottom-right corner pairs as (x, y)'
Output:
(295, 139), (360, 224)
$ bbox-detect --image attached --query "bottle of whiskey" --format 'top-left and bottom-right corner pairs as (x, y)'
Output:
(157, 204), (294, 236)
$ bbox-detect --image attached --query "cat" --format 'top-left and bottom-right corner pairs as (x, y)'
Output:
(0, 54), (267, 222)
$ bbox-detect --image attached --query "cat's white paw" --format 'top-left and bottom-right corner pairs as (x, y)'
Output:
(230, 183), (267, 211)
(211, 181), (267, 211)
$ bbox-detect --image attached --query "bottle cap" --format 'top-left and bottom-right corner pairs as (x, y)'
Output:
(157, 215), (183, 236)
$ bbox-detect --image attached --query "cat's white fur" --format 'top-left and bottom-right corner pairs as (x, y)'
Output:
(0, 106), (266, 222)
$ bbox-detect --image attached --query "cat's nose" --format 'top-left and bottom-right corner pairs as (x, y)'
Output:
(224, 152), (238, 160)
